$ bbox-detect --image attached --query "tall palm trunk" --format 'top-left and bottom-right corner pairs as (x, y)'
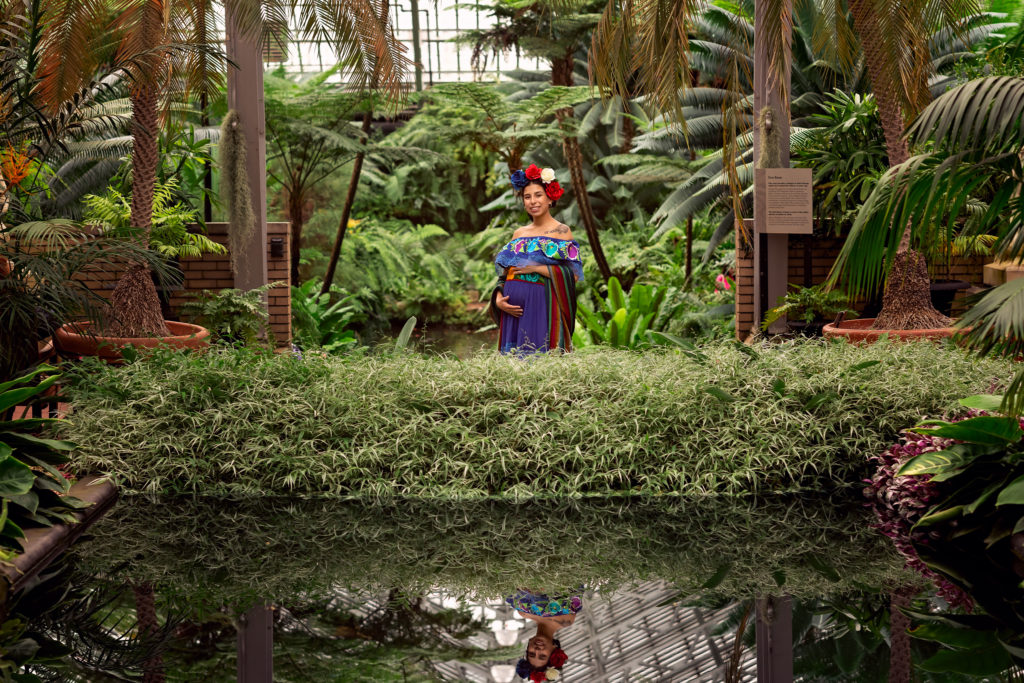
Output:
(109, 2), (169, 337)
(849, 0), (949, 330)
(552, 52), (612, 281)
(288, 182), (305, 286)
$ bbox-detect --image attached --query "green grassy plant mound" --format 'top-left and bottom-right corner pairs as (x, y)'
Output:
(63, 341), (1011, 498)
(77, 495), (909, 612)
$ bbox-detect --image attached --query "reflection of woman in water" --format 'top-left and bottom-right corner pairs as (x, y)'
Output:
(490, 164), (583, 356)
(507, 587), (583, 681)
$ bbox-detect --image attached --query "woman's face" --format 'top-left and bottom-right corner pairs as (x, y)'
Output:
(526, 633), (553, 668)
(522, 182), (551, 217)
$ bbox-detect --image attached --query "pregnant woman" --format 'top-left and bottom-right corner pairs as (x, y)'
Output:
(490, 164), (583, 356)
(507, 586), (583, 681)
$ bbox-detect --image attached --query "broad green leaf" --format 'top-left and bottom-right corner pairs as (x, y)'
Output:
(394, 316), (417, 352)
(910, 622), (1001, 650)
(897, 448), (969, 476)
(704, 386), (736, 403)
(911, 416), (1023, 446)
(806, 556), (840, 581)
(7, 492), (38, 515)
(996, 474), (1024, 506)
(607, 277), (626, 315)
(0, 457), (36, 497)
(915, 505), (965, 527)
(966, 479), (1005, 514)
(845, 360), (881, 373)
(959, 394), (1005, 412)
(919, 646), (1012, 675)
(0, 365), (58, 395)
(0, 375), (60, 413)
(701, 562), (732, 589)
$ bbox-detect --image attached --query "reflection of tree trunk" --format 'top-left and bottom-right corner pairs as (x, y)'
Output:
(320, 111), (371, 296)
(288, 189), (304, 286)
(552, 52), (611, 281)
(726, 601), (752, 683)
(134, 583), (166, 683)
(888, 589), (912, 683)
(849, 0), (948, 330)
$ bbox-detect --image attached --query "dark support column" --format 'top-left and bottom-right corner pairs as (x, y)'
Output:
(225, 6), (269, 293)
(237, 604), (273, 683)
(752, 0), (792, 332)
(755, 595), (793, 683)
(410, 0), (423, 91)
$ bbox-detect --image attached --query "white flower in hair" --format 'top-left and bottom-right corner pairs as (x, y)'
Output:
(540, 167), (556, 183)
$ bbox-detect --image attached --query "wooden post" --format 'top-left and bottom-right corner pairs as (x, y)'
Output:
(755, 595), (793, 683)
(225, 7), (269, 293)
(237, 604), (273, 683)
(752, 0), (792, 333)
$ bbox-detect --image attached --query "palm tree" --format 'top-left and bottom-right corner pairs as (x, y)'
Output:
(32, 0), (409, 337)
(597, 3), (1005, 263)
(836, 74), (1024, 412)
(465, 0), (614, 280)
(590, 0), (982, 330)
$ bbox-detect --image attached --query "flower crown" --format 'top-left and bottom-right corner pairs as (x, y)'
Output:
(515, 646), (568, 681)
(510, 164), (564, 202)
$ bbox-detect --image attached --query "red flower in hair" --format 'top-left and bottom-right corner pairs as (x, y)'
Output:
(545, 181), (564, 202)
(524, 164), (542, 180)
(529, 671), (547, 682)
(548, 649), (568, 668)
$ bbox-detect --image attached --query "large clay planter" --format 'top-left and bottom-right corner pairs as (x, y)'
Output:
(54, 321), (209, 362)
(822, 317), (958, 344)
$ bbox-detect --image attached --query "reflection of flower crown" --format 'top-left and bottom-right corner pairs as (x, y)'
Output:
(515, 639), (568, 681)
(510, 164), (564, 202)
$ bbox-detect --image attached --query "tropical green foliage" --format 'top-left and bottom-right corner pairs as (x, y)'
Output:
(291, 279), (363, 354)
(0, 219), (177, 377)
(831, 76), (1024, 411)
(179, 283), (283, 347)
(891, 395), (1024, 669)
(60, 341), (1011, 498)
(574, 277), (668, 349)
(0, 367), (86, 562)
(762, 285), (857, 330)
(82, 179), (225, 258)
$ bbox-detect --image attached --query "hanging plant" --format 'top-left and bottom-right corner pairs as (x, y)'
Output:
(218, 110), (256, 276)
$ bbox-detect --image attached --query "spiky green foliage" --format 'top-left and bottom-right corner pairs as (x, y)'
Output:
(828, 76), (1024, 409)
(599, 4), (1006, 258)
(179, 283), (283, 347)
(61, 341), (1012, 499)
(75, 493), (909, 612)
(0, 219), (178, 376)
(82, 179), (224, 259)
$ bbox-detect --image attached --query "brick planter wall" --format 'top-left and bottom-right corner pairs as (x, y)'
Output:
(735, 228), (989, 340)
(76, 222), (292, 344)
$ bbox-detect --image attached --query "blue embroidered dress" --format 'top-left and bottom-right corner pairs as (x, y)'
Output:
(506, 587), (585, 617)
(491, 236), (583, 356)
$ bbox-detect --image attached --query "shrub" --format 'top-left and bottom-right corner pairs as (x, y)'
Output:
(179, 283), (283, 347)
(61, 340), (1012, 499)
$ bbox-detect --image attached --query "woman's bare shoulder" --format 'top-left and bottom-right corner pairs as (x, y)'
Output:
(511, 225), (533, 239)
(551, 223), (574, 240)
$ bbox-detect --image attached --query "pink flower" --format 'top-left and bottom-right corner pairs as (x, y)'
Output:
(715, 273), (731, 290)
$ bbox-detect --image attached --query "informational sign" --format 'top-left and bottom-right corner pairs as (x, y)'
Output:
(754, 168), (813, 234)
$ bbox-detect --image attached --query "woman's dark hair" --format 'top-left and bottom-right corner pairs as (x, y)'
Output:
(516, 639), (566, 680)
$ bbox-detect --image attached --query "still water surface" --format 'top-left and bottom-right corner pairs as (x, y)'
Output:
(15, 495), (996, 681)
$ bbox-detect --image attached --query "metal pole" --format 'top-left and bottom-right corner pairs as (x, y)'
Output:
(755, 595), (793, 683)
(752, 0), (792, 333)
(237, 603), (273, 683)
(409, 0), (423, 91)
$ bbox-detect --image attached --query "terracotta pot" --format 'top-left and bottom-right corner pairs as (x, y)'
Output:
(821, 317), (959, 344)
(0, 256), (11, 277)
(54, 321), (209, 361)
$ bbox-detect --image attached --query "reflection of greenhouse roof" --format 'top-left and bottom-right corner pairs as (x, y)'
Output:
(432, 581), (755, 682)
